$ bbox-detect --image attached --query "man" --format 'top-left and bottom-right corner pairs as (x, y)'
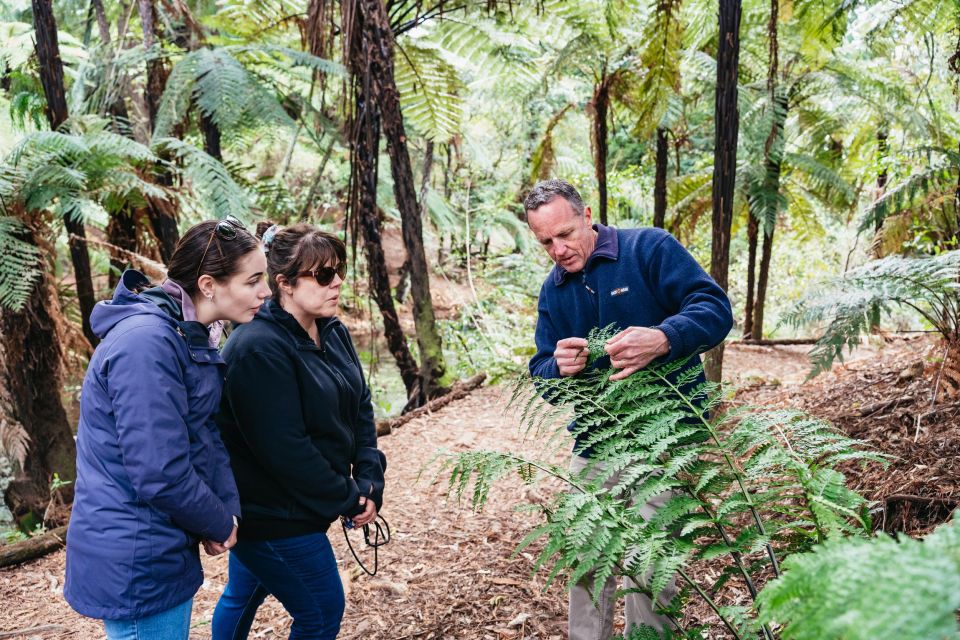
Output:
(525, 179), (732, 639)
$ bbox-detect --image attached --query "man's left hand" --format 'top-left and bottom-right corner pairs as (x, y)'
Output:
(604, 327), (671, 381)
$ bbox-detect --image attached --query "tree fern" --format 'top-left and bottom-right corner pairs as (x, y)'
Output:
(631, 0), (684, 138)
(783, 250), (960, 376)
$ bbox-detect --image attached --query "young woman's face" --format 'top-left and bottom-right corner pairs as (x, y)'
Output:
(283, 259), (344, 320)
(209, 250), (271, 323)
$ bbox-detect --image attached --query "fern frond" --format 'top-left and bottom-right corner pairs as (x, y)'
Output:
(153, 137), (253, 221)
(757, 517), (960, 640)
(0, 216), (41, 311)
(394, 39), (464, 142)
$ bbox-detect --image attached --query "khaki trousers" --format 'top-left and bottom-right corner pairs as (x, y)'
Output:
(568, 453), (678, 640)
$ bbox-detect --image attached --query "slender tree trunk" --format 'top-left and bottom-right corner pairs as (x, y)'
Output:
(753, 0), (783, 341)
(138, 0), (179, 262)
(754, 223), (774, 337)
(200, 112), (223, 161)
(875, 129), (889, 234)
(91, 10), (143, 286)
(358, 0), (447, 398)
(397, 140), (434, 303)
(354, 113), (422, 407)
(343, 1), (424, 409)
(590, 76), (610, 226)
(743, 211), (758, 338)
(704, 0), (742, 383)
(0, 211), (77, 524)
(653, 127), (668, 228)
(32, 0), (99, 347)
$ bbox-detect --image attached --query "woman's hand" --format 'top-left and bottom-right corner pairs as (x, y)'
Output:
(351, 496), (377, 527)
(202, 525), (238, 556)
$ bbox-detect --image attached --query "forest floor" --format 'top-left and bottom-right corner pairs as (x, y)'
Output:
(2, 336), (958, 639)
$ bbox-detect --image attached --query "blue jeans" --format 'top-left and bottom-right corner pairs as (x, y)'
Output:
(211, 532), (344, 640)
(103, 597), (192, 640)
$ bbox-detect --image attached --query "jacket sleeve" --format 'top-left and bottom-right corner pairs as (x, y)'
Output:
(342, 328), (386, 512)
(645, 232), (734, 361)
(104, 327), (234, 542)
(223, 350), (362, 522)
(528, 282), (562, 380)
(206, 418), (241, 519)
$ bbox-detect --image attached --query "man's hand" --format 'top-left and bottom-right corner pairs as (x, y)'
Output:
(554, 337), (590, 377)
(351, 496), (378, 527)
(604, 327), (670, 381)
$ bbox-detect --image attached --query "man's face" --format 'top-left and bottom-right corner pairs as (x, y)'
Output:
(527, 197), (597, 273)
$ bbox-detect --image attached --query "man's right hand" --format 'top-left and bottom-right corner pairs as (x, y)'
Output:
(554, 337), (589, 376)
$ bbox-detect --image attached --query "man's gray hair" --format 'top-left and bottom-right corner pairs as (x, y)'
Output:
(523, 179), (586, 217)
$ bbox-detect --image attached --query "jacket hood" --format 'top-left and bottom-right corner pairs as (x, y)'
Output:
(90, 270), (181, 339)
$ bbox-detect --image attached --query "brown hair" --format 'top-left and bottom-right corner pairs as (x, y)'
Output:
(166, 219), (261, 296)
(256, 222), (346, 301)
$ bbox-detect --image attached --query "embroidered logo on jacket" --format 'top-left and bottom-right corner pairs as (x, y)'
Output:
(610, 286), (630, 297)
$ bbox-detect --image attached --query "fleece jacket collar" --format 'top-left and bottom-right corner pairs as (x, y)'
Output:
(553, 223), (619, 286)
(259, 299), (339, 352)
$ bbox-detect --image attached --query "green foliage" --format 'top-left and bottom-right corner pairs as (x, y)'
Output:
(631, 0), (683, 138)
(395, 40), (464, 142)
(438, 327), (882, 636)
(153, 137), (253, 221)
(783, 250), (960, 376)
(0, 216), (41, 311)
(757, 517), (960, 640)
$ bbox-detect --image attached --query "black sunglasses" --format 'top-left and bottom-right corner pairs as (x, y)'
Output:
(197, 216), (248, 278)
(298, 262), (346, 286)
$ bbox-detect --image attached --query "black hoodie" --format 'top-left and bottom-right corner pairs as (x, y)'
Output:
(216, 299), (386, 540)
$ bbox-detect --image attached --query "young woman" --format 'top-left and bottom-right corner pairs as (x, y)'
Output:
(64, 217), (271, 640)
(211, 223), (386, 640)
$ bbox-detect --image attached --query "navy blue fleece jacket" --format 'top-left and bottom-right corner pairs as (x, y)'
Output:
(529, 225), (733, 451)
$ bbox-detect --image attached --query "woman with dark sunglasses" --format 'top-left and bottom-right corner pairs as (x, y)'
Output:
(64, 218), (271, 640)
(211, 223), (386, 640)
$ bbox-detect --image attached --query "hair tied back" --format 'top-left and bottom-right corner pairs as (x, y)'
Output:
(261, 224), (281, 254)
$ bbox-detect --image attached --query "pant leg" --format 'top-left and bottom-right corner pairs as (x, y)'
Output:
(568, 454), (617, 640)
(212, 551), (270, 640)
(567, 454), (679, 639)
(625, 489), (680, 634)
(103, 597), (192, 640)
(229, 532), (345, 640)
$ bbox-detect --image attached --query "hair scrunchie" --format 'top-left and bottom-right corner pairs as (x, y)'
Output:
(262, 224), (281, 253)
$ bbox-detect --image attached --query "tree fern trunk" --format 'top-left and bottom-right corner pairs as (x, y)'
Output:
(344, 3), (424, 410)
(754, 224), (774, 338)
(0, 212), (76, 525)
(653, 127), (668, 228)
(591, 76), (610, 226)
(32, 0), (99, 348)
(359, 0), (448, 398)
(705, 0), (742, 383)
(875, 129), (888, 233)
(138, 0), (179, 263)
(753, 0), (784, 342)
(743, 211), (758, 338)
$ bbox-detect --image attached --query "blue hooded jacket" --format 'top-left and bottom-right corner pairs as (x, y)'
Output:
(64, 270), (240, 620)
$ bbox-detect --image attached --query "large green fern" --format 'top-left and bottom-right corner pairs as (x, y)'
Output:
(438, 326), (882, 638)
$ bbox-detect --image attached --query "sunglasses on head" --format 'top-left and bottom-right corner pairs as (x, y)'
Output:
(299, 262), (346, 286)
(197, 216), (248, 278)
